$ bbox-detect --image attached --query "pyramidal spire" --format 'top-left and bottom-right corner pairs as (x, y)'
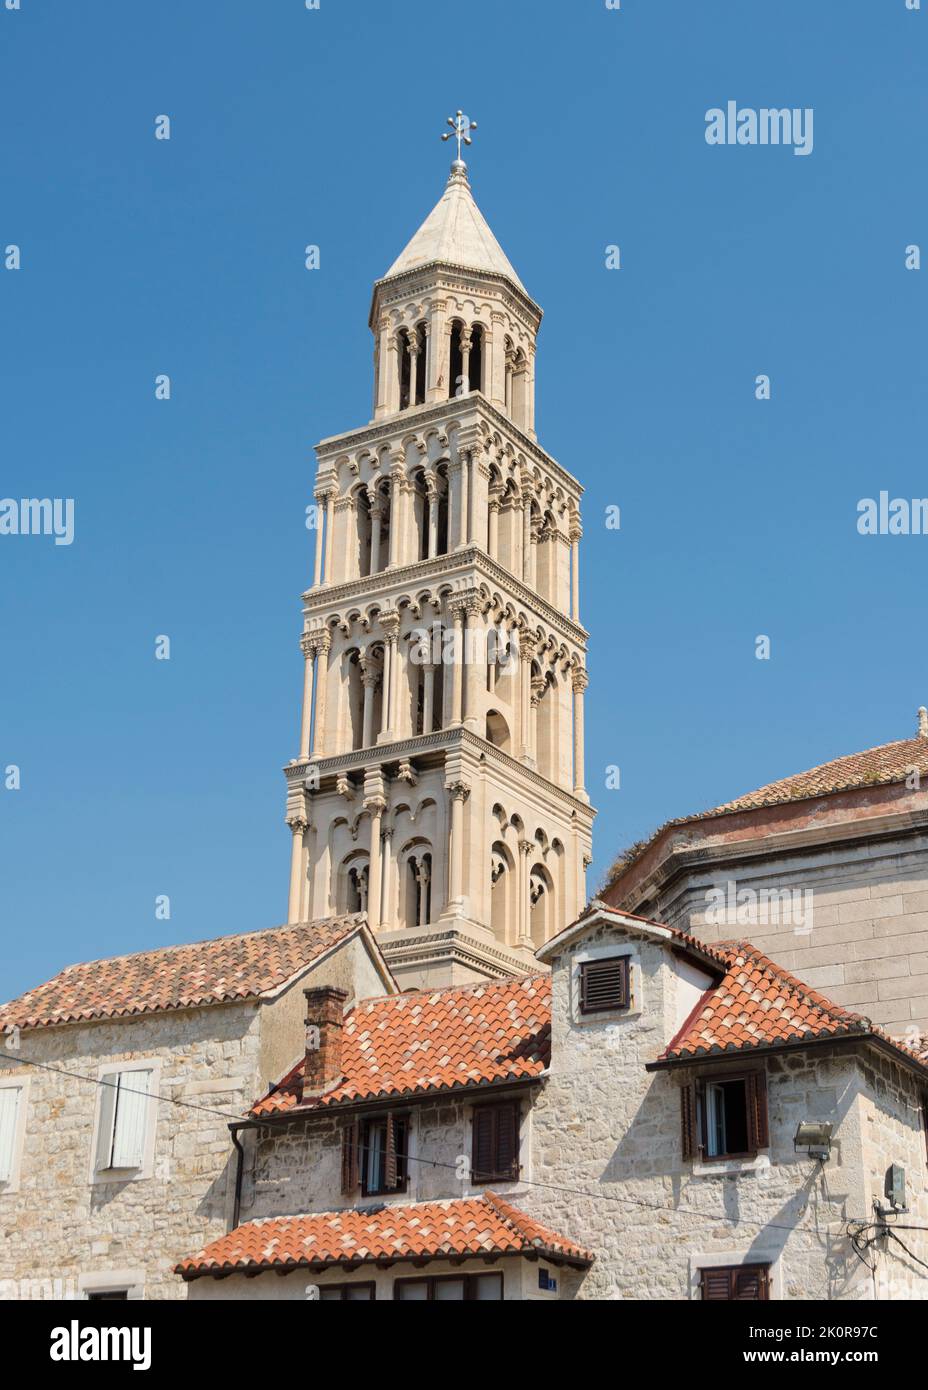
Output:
(383, 142), (526, 292)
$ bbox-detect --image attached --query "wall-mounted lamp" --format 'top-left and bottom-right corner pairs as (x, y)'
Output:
(794, 1121), (833, 1161)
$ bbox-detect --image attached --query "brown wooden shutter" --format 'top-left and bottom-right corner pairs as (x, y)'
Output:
(496, 1103), (520, 1181)
(472, 1106), (495, 1183)
(700, 1267), (733, 1300)
(341, 1118), (359, 1194)
(580, 957), (630, 1013)
(747, 1070), (769, 1152)
(384, 1111), (397, 1191)
(680, 1083), (699, 1161)
(732, 1264), (770, 1301)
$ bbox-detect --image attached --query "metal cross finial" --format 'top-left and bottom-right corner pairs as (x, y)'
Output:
(441, 110), (477, 163)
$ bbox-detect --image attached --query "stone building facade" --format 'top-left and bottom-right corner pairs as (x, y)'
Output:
(603, 719), (928, 1036)
(283, 156), (594, 989)
(0, 918), (392, 1300)
(177, 906), (928, 1300)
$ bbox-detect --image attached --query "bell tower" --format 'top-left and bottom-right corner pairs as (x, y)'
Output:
(284, 127), (595, 988)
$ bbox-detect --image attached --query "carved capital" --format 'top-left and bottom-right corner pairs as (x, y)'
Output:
(446, 780), (471, 804)
(571, 666), (589, 694)
(287, 817), (309, 837)
(363, 796), (387, 819)
(379, 610), (401, 642)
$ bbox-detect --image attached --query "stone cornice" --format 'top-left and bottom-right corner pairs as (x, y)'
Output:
(313, 393), (582, 500)
(284, 726), (596, 824)
(369, 260), (543, 333)
(378, 926), (540, 981)
(301, 546), (589, 648)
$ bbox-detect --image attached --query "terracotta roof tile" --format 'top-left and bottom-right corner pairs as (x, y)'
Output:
(0, 916), (370, 1030)
(606, 731), (928, 891)
(253, 973), (550, 1115)
(175, 1194), (592, 1278)
(664, 942), (885, 1060)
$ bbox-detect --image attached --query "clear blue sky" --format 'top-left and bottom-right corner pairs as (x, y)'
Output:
(1, 0), (926, 999)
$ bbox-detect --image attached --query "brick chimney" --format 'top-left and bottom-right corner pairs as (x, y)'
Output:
(301, 986), (348, 1101)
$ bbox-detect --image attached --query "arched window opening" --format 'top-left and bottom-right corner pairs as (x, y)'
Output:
(448, 320), (465, 399)
(485, 709), (511, 752)
(511, 349), (528, 430)
(345, 649), (364, 752)
(356, 488), (372, 578)
(491, 843), (511, 943)
(435, 465), (450, 556)
(529, 866), (552, 948)
(413, 470), (429, 561)
(413, 322), (426, 405)
(536, 670), (559, 782)
(338, 855), (370, 914)
(469, 324), (484, 394)
(399, 330), (412, 411)
(370, 480), (390, 575)
(404, 852), (432, 928)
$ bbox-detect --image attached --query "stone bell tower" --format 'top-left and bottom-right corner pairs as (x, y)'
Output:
(284, 129), (595, 988)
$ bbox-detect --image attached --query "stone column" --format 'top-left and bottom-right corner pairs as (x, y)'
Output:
(422, 665), (435, 734)
(461, 451), (472, 546)
(375, 316), (391, 417)
(519, 634), (534, 762)
(299, 633), (315, 761)
(446, 780), (470, 908)
(361, 656), (380, 748)
(517, 840), (534, 947)
(570, 523), (582, 622)
(365, 798), (385, 927)
(407, 339), (420, 408)
(449, 602), (465, 725)
(368, 488), (383, 574)
(530, 675), (544, 768)
(388, 461), (404, 569)
(427, 482), (440, 559)
(323, 491), (336, 583)
(488, 486), (502, 559)
(526, 344), (537, 440)
(287, 818), (308, 924)
(416, 857), (431, 927)
(459, 327), (472, 396)
(312, 494), (326, 588)
(311, 632), (332, 760)
(522, 490), (533, 584)
(463, 595), (483, 731)
(572, 666), (589, 802)
(489, 312), (507, 407)
(379, 612), (400, 741)
(381, 826), (395, 928)
(426, 300), (447, 401)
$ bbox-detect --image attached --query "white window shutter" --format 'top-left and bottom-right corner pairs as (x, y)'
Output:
(96, 1072), (120, 1170)
(110, 1070), (152, 1169)
(0, 1088), (21, 1183)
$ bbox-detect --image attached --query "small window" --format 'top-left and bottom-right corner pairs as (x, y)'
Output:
(359, 1114), (408, 1197)
(471, 1101), (520, 1184)
(96, 1069), (153, 1173)
(681, 1072), (769, 1161)
(0, 1085), (23, 1187)
(579, 957), (630, 1014)
(394, 1273), (503, 1301)
(700, 1264), (770, 1301)
(317, 1283), (375, 1302)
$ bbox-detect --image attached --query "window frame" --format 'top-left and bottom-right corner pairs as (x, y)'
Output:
(0, 1076), (28, 1195)
(471, 1099), (522, 1185)
(89, 1058), (160, 1184)
(681, 1070), (769, 1164)
(699, 1262), (771, 1301)
(315, 1281), (377, 1302)
(359, 1113), (409, 1198)
(393, 1272), (504, 1301)
(579, 956), (631, 1015)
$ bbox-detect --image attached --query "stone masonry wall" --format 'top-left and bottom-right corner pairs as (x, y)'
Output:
(520, 921), (928, 1300)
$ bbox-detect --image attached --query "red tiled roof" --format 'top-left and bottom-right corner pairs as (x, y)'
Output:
(663, 942), (886, 1061)
(175, 1193), (593, 1278)
(253, 973), (550, 1115)
(0, 917), (371, 1030)
(606, 731), (928, 891)
(709, 736), (928, 816)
